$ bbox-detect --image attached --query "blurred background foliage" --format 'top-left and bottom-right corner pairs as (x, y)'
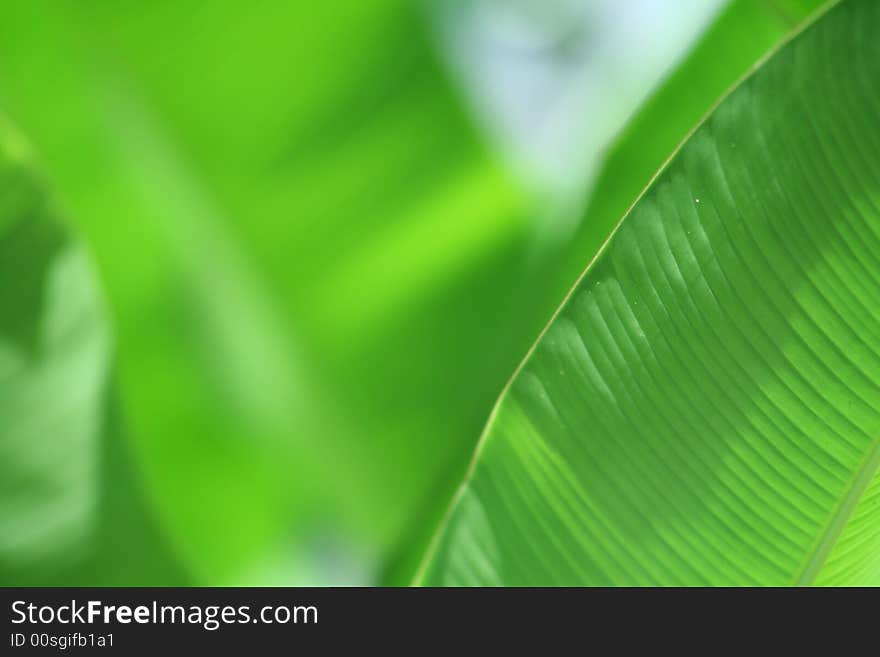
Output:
(0, 0), (822, 585)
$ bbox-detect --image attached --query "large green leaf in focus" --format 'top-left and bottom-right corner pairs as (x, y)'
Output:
(0, 122), (183, 585)
(387, 0), (827, 584)
(419, 0), (880, 586)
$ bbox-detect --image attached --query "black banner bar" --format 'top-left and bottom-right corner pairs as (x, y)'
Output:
(0, 587), (871, 652)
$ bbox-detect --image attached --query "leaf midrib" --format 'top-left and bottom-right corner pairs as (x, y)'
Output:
(794, 434), (880, 585)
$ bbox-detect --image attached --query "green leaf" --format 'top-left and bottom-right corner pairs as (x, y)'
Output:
(0, 0), (543, 583)
(383, 0), (829, 584)
(0, 122), (184, 585)
(419, 0), (880, 586)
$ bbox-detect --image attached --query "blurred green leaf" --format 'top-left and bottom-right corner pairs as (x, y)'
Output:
(0, 122), (183, 585)
(0, 0), (546, 583)
(419, 0), (880, 586)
